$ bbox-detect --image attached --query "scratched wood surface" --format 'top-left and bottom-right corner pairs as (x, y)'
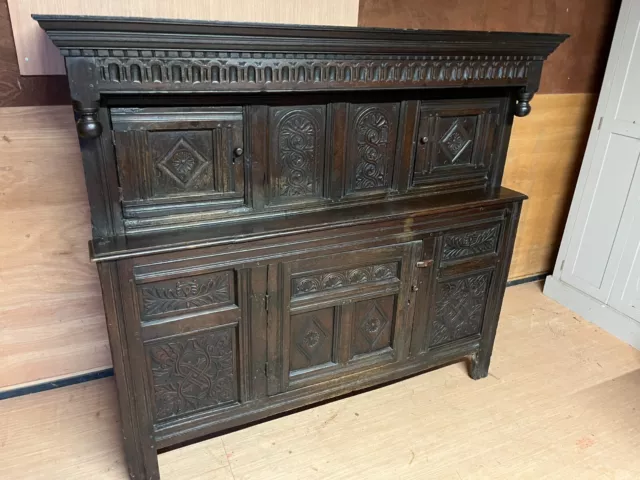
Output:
(1, 282), (638, 479)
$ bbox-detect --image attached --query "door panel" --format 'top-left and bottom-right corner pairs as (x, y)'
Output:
(267, 241), (421, 395)
(111, 107), (246, 226)
(412, 98), (502, 190)
(561, 133), (640, 301)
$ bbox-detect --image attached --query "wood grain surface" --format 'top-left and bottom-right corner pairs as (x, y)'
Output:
(359, 0), (621, 94)
(7, 0), (360, 76)
(1, 282), (638, 479)
(0, 106), (109, 391)
(0, 0), (69, 106)
(504, 93), (597, 280)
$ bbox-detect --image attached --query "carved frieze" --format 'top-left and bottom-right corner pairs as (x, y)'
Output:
(292, 262), (398, 296)
(140, 272), (233, 318)
(442, 224), (501, 262)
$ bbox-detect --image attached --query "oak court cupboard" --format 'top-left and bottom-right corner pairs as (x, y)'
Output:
(35, 15), (566, 479)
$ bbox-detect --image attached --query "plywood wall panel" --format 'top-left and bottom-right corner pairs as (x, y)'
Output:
(503, 94), (597, 280)
(0, 106), (109, 390)
(7, 0), (360, 76)
(359, 0), (621, 94)
(0, 0), (70, 106)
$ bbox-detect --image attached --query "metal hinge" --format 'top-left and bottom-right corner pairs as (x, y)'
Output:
(264, 292), (270, 313)
(111, 130), (116, 146)
(264, 362), (269, 377)
(597, 117), (603, 130)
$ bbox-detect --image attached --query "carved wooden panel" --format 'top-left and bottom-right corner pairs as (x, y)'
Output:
(430, 271), (492, 347)
(413, 99), (501, 188)
(147, 327), (238, 421)
(139, 271), (235, 320)
(110, 107), (245, 232)
(345, 103), (399, 195)
(149, 130), (215, 196)
(289, 307), (335, 373)
(292, 262), (398, 297)
(267, 106), (326, 204)
(351, 295), (396, 358)
(442, 224), (501, 262)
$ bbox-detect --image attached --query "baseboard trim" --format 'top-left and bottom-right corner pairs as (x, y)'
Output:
(506, 273), (548, 287)
(544, 275), (640, 350)
(0, 368), (114, 401)
(0, 274), (553, 401)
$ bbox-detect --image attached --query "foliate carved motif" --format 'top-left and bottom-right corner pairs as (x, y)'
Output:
(442, 224), (500, 262)
(354, 107), (391, 190)
(431, 272), (491, 347)
(156, 137), (209, 189)
(435, 116), (477, 167)
(440, 120), (472, 164)
(149, 329), (237, 421)
(292, 262), (398, 296)
(276, 111), (318, 197)
(79, 50), (534, 91)
(141, 272), (231, 317)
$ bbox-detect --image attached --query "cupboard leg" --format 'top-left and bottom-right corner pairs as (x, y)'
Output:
(469, 351), (490, 380)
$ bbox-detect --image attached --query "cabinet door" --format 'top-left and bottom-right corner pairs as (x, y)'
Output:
(411, 219), (503, 356)
(266, 242), (422, 395)
(111, 107), (246, 231)
(412, 98), (503, 190)
(124, 263), (263, 429)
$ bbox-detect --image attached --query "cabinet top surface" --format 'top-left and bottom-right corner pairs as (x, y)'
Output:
(34, 15), (567, 58)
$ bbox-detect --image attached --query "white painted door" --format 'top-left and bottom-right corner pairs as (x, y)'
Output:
(559, 0), (640, 307)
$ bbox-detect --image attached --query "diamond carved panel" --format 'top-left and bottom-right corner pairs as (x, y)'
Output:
(149, 130), (215, 196)
(290, 307), (335, 373)
(435, 116), (477, 167)
(351, 295), (395, 357)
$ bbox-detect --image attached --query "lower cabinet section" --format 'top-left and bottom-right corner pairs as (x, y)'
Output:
(103, 202), (520, 476)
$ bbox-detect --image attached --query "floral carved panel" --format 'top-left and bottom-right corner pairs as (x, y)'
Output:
(430, 271), (492, 347)
(268, 106), (326, 204)
(346, 103), (399, 194)
(292, 262), (398, 297)
(148, 328), (238, 421)
(442, 224), (501, 262)
(139, 271), (234, 319)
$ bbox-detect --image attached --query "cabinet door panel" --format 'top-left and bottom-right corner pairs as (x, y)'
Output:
(129, 264), (262, 428)
(412, 99), (502, 189)
(111, 107), (246, 228)
(267, 242), (420, 395)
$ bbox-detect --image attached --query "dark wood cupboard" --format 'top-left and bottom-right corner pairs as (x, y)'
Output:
(36, 15), (566, 479)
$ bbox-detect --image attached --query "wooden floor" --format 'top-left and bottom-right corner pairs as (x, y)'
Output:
(1, 282), (639, 479)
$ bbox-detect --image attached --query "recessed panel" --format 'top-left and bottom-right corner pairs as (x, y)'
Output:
(430, 271), (491, 347)
(267, 105), (327, 205)
(351, 295), (396, 357)
(289, 307), (335, 373)
(147, 327), (239, 422)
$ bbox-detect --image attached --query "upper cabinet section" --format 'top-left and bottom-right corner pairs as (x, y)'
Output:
(35, 16), (565, 239)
